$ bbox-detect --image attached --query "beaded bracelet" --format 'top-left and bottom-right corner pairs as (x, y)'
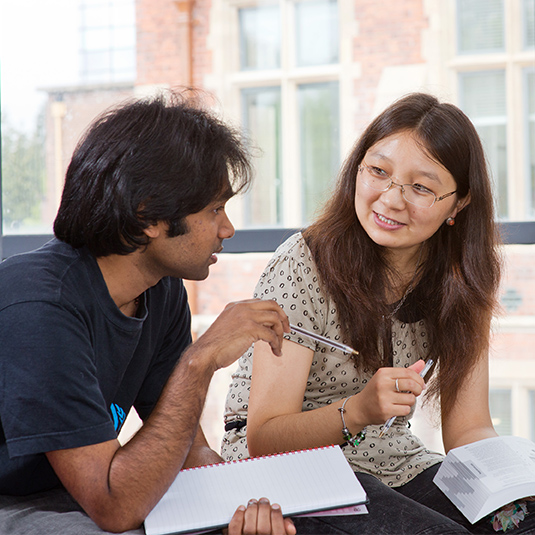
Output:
(338, 395), (367, 447)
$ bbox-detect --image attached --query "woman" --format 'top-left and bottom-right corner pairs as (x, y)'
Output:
(222, 93), (535, 534)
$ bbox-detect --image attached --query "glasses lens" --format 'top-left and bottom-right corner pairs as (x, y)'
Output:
(403, 186), (435, 208)
(360, 166), (391, 191)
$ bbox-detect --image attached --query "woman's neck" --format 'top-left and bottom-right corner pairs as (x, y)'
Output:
(385, 244), (425, 302)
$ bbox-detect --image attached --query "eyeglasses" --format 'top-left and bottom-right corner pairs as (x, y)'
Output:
(358, 162), (457, 208)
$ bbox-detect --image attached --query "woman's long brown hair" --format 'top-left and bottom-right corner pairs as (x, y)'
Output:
(303, 93), (502, 419)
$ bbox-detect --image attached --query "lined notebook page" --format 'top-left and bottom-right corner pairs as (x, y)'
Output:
(144, 445), (367, 535)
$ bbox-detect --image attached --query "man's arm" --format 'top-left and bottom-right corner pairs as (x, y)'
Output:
(46, 299), (289, 533)
(183, 425), (224, 468)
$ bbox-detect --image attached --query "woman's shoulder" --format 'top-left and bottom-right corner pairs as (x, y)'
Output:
(255, 231), (327, 305)
(269, 231), (313, 266)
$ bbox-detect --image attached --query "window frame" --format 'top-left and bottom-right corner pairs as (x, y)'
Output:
(227, 0), (344, 228)
(450, 0), (535, 220)
(2, 222), (535, 260)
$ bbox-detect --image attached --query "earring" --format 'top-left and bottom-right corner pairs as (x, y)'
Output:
(446, 217), (455, 226)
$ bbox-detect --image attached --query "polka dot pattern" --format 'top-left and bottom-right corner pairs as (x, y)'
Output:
(221, 232), (443, 487)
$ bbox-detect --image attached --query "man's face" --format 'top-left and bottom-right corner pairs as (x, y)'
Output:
(140, 198), (235, 281)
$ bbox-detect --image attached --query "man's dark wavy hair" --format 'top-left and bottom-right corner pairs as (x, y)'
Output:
(54, 89), (252, 257)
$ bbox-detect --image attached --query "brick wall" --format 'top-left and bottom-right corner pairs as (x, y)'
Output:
(136, 0), (213, 88)
(137, 0), (187, 86)
(352, 0), (427, 130)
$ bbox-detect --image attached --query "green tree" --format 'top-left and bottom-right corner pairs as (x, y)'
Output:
(1, 113), (45, 231)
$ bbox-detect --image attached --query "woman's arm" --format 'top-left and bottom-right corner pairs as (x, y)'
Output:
(247, 338), (427, 457)
(248, 339), (344, 456)
(441, 352), (498, 453)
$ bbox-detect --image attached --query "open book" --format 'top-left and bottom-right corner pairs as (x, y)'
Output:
(144, 445), (367, 535)
(433, 436), (535, 524)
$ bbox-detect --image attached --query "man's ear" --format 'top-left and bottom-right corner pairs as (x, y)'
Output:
(143, 221), (166, 239)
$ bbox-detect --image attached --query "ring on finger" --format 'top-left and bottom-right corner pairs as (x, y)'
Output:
(395, 378), (400, 393)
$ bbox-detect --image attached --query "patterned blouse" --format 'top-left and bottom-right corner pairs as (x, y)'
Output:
(221, 232), (443, 487)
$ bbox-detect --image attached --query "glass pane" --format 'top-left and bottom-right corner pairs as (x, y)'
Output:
(524, 0), (535, 49)
(531, 390), (535, 441)
(460, 71), (508, 218)
(112, 49), (137, 74)
(1, 0), (136, 235)
(112, 2), (136, 27)
(526, 70), (535, 217)
(461, 70), (506, 117)
(1, 1), (78, 235)
(81, 4), (111, 27)
(84, 28), (113, 50)
(489, 389), (512, 435)
(83, 50), (113, 75)
(298, 81), (340, 223)
(239, 6), (280, 71)
(457, 0), (504, 53)
(1, 121), (46, 234)
(242, 87), (282, 226)
(295, 0), (339, 67)
(114, 26), (136, 48)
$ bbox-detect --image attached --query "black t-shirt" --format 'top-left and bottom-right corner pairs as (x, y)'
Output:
(0, 239), (192, 495)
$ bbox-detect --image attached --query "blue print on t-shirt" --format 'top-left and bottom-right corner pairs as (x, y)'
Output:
(110, 403), (126, 432)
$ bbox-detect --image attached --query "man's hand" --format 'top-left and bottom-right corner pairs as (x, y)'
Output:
(195, 299), (290, 370)
(227, 498), (296, 535)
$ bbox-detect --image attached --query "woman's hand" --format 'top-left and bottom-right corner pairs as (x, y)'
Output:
(227, 498), (296, 535)
(347, 360), (428, 426)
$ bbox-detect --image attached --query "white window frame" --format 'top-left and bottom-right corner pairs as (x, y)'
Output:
(211, 0), (355, 229)
(446, 0), (535, 220)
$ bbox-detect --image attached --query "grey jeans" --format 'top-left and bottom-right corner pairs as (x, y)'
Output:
(0, 473), (468, 535)
(4, 467), (531, 535)
(0, 488), (144, 535)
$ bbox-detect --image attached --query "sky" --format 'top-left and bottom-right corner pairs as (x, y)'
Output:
(1, 0), (80, 133)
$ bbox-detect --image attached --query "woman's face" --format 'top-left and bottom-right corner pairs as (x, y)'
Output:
(355, 131), (464, 265)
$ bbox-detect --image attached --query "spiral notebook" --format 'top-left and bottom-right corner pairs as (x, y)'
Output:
(144, 445), (367, 535)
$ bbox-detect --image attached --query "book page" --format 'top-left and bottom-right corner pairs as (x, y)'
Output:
(434, 436), (535, 523)
(145, 445), (367, 535)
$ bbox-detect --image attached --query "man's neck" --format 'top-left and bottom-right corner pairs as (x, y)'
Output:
(96, 251), (159, 315)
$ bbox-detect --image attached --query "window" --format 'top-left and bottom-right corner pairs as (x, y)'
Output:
(457, 0), (505, 54)
(0, 0), (136, 237)
(527, 69), (535, 217)
(295, 0), (338, 66)
(235, 0), (340, 227)
(298, 81), (339, 222)
(80, 0), (136, 84)
(489, 389), (512, 436)
(524, 0), (535, 50)
(459, 71), (508, 218)
(454, 0), (534, 220)
(239, 5), (280, 70)
(531, 390), (535, 441)
(242, 87), (282, 225)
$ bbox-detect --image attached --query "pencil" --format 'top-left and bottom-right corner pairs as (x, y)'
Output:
(289, 323), (359, 357)
(378, 359), (434, 438)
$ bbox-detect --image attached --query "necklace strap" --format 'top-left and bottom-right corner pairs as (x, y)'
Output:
(385, 244), (424, 321)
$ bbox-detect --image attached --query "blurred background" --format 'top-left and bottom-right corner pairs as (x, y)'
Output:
(1, 0), (534, 453)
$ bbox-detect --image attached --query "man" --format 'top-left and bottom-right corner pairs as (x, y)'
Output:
(0, 91), (295, 535)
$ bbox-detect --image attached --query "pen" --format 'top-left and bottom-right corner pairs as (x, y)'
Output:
(378, 359), (434, 438)
(289, 323), (359, 357)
